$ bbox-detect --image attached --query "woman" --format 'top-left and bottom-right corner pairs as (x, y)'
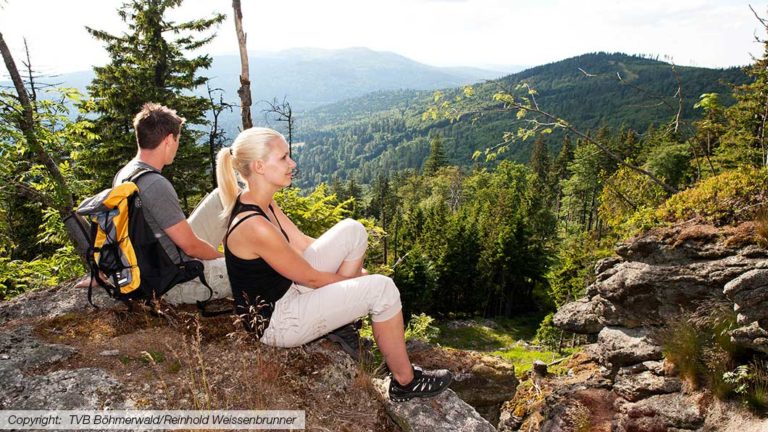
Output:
(215, 127), (452, 402)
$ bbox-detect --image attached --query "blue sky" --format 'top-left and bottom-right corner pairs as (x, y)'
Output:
(0, 0), (760, 75)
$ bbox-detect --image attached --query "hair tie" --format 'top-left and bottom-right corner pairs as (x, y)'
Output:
(229, 147), (233, 156)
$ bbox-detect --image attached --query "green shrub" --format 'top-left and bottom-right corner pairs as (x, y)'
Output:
(534, 313), (563, 352)
(656, 167), (768, 226)
(404, 313), (440, 342)
(608, 167), (768, 240)
(724, 360), (768, 413)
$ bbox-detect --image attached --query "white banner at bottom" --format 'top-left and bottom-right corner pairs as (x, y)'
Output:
(0, 410), (305, 430)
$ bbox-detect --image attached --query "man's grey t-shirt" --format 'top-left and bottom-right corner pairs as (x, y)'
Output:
(114, 159), (190, 264)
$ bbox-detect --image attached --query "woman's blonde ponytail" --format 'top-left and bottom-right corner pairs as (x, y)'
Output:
(216, 146), (240, 220)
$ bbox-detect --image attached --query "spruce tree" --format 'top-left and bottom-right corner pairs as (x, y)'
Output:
(423, 133), (448, 175)
(81, 0), (225, 206)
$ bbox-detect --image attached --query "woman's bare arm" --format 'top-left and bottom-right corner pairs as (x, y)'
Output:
(269, 200), (315, 251)
(227, 215), (342, 288)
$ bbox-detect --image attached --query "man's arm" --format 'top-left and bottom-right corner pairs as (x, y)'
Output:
(165, 219), (223, 260)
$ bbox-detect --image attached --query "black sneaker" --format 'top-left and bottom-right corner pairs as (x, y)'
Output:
(388, 365), (453, 402)
(326, 322), (373, 363)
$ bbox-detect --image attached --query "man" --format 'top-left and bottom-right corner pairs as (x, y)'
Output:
(113, 102), (230, 304)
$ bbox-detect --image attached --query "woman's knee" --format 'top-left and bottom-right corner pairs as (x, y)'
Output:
(367, 275), (402, 321)
(338, 218), (368, 258)
(339, 218), (368, 241)
(368, 274), (400, 301)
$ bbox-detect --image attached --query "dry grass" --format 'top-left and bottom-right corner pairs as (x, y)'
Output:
(755, 207), (768, 247)
(32, 304), (397, 431)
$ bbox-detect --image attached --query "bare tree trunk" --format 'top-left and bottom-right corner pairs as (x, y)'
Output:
(233, 0), (252, 130)
(0, 32), (72, 213)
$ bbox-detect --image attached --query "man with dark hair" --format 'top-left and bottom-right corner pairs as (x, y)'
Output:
(112, 102), (230, 303)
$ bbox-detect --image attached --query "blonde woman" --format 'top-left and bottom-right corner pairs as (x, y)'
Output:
(216, 127), (452, 402)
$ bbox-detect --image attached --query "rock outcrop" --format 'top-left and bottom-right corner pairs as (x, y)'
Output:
(508, 222), (768, 431)
(555, 223), (768, 332)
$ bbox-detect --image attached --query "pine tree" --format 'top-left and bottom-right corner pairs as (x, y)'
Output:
(423, 133), (448, 175)
(81, 0), (225, 205)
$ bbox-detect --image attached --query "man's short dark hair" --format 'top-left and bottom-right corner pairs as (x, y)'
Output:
(133, 103), (186, 150)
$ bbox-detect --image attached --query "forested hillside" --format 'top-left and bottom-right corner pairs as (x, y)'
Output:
(293, 52), (747, 187)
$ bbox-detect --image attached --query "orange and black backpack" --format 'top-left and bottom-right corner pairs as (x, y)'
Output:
(74, 168), (213, 308)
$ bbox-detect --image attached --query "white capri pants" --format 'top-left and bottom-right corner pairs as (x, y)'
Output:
(260, 218), (403, 347)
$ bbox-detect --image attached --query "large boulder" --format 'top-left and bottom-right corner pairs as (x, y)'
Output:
(612, 371), (681, 402)
(552, 299), (603, 334)
(615, 393), (707, 430)
(596, 327), (663, 370)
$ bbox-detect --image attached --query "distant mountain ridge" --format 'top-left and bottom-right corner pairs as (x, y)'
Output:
(29, 47), (507, 113)
(207, 47), (508, 114)
(290, 52), (750, 187)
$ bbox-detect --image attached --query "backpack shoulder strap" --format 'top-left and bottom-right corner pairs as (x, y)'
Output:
(125, 167), (159, 184)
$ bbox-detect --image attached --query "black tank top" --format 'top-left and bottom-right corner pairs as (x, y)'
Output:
(224, 197), (293, 334)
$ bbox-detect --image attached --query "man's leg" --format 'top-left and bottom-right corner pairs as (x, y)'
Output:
(163, 257), (231, 305)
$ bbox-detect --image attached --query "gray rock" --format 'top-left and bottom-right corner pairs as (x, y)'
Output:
(730, 321), (768, 354)
(302, 341), (357, 394)
(613, 371), (682, 402)
(618, 393), (705, 429)
(724, 269), (768, 311)
(597, 327), (662, 369)
(557, 226), (766, 332)
(0, 282), (117, 327)
(0, 326), (76, 371)
(595, 257), (622, 275)
(618, 360), (665, 376)
(373, 378), (495, 432)
(552, 299), (604, 334)
(497, 406), (523, 432)
(0, 325), (127, 410)
(723, 269), (768, 354)
(2, 368), (123, 409)
(591, 260), (740, 327)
